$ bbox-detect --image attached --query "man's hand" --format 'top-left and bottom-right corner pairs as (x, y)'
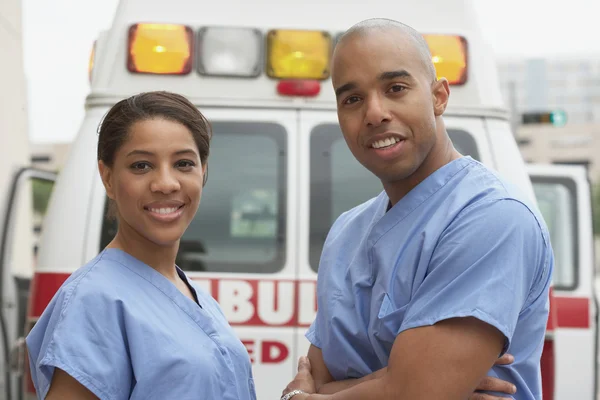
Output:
(469, 353), (517, 399)
(290, 352), (516, 399)
(282, 356), (316, 398)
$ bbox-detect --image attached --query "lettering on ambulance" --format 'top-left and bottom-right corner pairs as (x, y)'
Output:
(193, 278), (318, 326)
(242, 340), (290, 364)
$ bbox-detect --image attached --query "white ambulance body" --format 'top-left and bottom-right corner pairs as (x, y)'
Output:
(3, 0), (589, 398)
(0, 0), (57, 399)
(0, 1), (32, 398)
(528, 164), (597, 400)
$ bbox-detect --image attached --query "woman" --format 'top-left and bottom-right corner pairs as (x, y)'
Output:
(26, 91), (256, 400)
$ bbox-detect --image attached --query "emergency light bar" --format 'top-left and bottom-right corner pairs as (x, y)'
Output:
(198, 27), (263, 77)
(88, 40), (96, 83)
(423, 34), (467, 85)
(332, 32), (468, 85)
(266, 30), (332, 80)
(128, 23), (193, 75)
(277, 80), (321, 97)
(123, 24), (468, 87)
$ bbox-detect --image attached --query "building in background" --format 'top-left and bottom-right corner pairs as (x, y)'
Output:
(0, 0), (39, 397)
(30, 142), (71, 172)
(497, 56), (600, 182)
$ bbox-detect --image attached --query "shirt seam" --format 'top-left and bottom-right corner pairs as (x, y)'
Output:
(41, 252), (128, 399)
(370, 157), (474, 250)
(39, 355), (118, 399)
(305, 329), (322, 348)
(437, 197), (549, 309)
(400, 307), (512, 354)
(108, 257), (226, 349)
(45, 253), (106, 364)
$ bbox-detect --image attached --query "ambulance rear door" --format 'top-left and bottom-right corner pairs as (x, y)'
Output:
(528, 163), (597, 400)
(0, 168), (56, 400)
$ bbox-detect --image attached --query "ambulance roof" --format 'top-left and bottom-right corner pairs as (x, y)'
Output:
(88, 0), (507, 117)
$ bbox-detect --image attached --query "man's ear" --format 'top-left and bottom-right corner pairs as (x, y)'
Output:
(432, 78), (450, 116)
(98, 160), (116, 200)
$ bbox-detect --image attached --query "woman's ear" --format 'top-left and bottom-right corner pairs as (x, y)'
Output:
(98, 160), (116, 199)
(202, 163), (209, 187)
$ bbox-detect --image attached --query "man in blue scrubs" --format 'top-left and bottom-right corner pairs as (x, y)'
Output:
(282, 18), (553, 400)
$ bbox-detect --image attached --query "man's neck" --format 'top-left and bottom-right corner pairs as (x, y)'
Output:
(384, 139), (461, 208)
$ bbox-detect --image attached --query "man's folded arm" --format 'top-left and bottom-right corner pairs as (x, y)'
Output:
(306, 345), (334, 392)
(304, 316), (505, 400)
(300, 199), (547, 400)
(307, 345), (387, 394)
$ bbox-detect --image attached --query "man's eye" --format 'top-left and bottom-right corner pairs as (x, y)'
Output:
(389, 85), (406, 93)
(344, 96), (361, 105)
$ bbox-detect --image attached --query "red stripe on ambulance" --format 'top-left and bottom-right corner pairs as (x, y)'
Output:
(29, 273), (591, 331)
(29, 272), (69, 318)
(29, 273), (319, 327)
(554, 296), (590, 329)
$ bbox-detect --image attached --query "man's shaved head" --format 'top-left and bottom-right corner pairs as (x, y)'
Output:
(329, 17), (453, 194)
(335, 18), (437, 83)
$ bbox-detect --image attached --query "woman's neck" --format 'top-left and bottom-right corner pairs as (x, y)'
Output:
(107, 226), (180, 283)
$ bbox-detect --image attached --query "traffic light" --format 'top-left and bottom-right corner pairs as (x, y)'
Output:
(521, 110), (567, 127)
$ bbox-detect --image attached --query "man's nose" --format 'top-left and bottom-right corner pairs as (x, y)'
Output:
(365, 94), (392, 127)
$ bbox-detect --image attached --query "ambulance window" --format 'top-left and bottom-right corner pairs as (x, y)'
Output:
(532, 178), (577, 290)
(100, 122), (287, 274)
(309, 124), (479, 271)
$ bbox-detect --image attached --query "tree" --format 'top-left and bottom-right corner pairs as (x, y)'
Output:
(32, 179), (54, 215)
(594, 183), (600, 237)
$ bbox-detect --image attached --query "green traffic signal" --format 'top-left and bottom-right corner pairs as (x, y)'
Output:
(549, 110), (567, 127)
(521, 110), (568, 126)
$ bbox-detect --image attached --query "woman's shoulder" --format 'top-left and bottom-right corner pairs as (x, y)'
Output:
(34, 249), (140, 331)
(26, 251), (133, 379)
(59, 249), (136, 302)
(26, 250), (135, 400)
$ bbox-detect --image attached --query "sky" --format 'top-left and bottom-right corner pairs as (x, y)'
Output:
(21, 0), (600, 144)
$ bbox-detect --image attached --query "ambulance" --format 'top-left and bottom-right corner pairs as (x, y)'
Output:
(0, 0), (57, 399)
(0, 0), (595, 398)
(528, 164), (597, 400)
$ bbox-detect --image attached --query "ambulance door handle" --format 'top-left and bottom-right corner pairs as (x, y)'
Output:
(1, 298), (15, 309)
(9, 336), (25, 375)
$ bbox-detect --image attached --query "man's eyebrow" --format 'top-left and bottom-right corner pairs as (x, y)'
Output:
(335, 70), (415, 98)
(335, 82), (357, 98)
(379, 70), (414, 81)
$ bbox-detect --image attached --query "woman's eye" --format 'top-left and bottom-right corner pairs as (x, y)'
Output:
(176, 160), (196, 169)
(130, 162), (151, 171)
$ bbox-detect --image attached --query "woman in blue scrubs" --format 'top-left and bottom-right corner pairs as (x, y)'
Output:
(26, 91), (256, 400)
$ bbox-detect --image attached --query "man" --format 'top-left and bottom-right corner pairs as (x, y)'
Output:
(281, 18), (553, 400)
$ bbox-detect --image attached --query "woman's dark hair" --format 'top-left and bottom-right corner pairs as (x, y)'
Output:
(97, 91), (212, 184)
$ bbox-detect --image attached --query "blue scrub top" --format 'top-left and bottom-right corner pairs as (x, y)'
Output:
(306, 157), (553, 400)
(27, 248), (256, 400)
